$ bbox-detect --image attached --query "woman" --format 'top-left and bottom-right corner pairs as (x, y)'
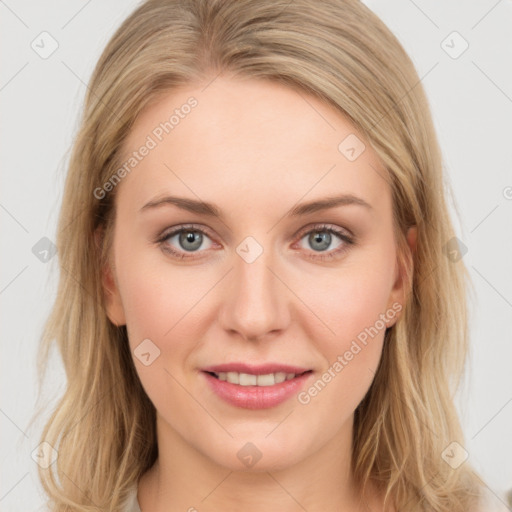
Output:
(32, 0), (497, 510)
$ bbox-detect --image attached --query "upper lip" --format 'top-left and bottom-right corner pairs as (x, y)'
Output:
(201, 363), (312, 375)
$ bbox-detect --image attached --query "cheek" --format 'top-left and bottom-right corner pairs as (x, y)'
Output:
(294, 251), (395, 400)
(116, 240), (210, 342)
(299, 255), (395, 346)
(115, 257), (209, 426)
(295, 269), (391, 422)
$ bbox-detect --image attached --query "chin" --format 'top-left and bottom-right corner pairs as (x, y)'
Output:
(203, 436), (310, 473)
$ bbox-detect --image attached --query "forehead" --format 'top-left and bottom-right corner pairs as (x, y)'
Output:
(116, 76), (390, 216)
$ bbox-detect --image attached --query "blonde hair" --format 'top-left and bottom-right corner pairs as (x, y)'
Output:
(31, 0), (487, 510)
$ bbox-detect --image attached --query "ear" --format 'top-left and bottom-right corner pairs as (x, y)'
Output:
(386, 226), (417, 327)
(405, 225), (417, 254)
(94, 228), (126, 326)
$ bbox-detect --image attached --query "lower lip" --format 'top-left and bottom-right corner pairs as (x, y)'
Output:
(202, 371), (313, 410)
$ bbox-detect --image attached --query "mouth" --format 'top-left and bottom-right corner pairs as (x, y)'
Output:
(203, 369), (313, 387)
(200, 364), (314, 409)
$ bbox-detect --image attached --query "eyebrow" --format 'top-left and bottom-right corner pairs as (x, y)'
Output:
(139, 193), (373, 218)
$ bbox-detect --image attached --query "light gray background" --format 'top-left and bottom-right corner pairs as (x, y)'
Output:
(1, 1), (511, 510)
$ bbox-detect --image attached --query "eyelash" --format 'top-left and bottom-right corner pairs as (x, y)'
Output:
(155, 223), (355, 262)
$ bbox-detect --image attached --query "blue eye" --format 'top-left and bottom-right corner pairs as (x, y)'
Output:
(156, 223), (354, 261)
(295, 224), (354, 261)
(157, 225), (214, 259)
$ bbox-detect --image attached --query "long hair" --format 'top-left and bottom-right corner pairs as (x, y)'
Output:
(31, 0), (486, 509)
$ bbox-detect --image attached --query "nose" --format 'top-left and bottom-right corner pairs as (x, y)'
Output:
(218, 242), (290, 342)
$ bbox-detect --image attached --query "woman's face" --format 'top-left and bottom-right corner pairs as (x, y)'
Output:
(102, 76), (411, 471)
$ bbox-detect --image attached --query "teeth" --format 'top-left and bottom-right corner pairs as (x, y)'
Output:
(257, 374), (275, 386)
(274, 372), (287, 384)
(215, 371), (296, 386)
(226, 371), (239, 384)
(239, 373), (257, 386)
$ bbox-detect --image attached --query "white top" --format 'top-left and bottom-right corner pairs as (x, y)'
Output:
(121, 486), (141, 512)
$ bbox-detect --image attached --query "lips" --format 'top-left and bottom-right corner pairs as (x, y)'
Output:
(200, 362), (314, 409)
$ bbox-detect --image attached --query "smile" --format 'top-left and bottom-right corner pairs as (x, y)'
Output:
(201, 365), (314, 410)
(207, 370), (311, 386)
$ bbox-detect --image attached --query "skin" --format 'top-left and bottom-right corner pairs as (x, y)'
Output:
(101, 75), (416, 512)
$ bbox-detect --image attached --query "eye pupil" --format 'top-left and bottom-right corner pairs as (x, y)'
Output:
(309, 231), (331, 251)
(179, 230), (203, 251)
